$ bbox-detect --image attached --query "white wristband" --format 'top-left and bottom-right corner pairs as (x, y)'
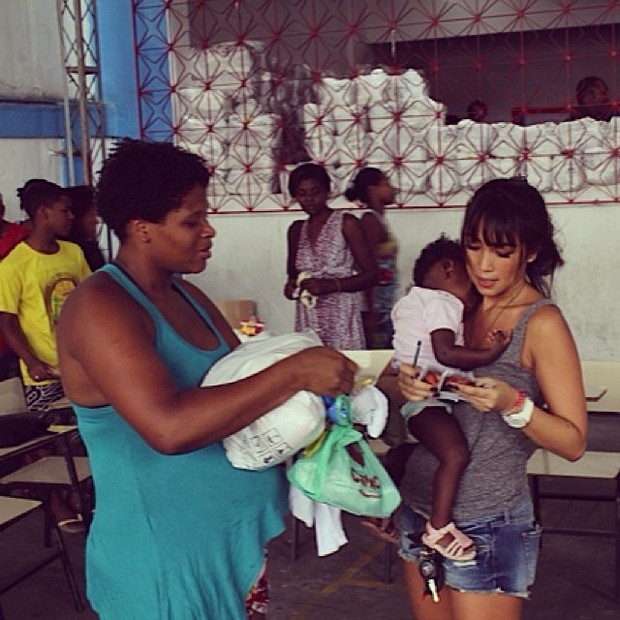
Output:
(502, 397), (534, 429)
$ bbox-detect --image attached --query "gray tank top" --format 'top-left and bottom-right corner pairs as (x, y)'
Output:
(400, 297), (555, 521)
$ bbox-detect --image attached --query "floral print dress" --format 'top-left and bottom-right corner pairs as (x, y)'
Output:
(294, 210), (366, 349)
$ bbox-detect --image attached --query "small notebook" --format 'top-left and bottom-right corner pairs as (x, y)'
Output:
(340, 349), (394, 388)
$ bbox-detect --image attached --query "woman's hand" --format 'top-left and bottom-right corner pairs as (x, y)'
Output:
(284, 279), (297, 300)
(297, 276), (321, 296)
(297, 276), (336, 297)
(452, 377), (519, 414)
(27, 360), (59, 383)
(289, 346), (357, 397)
(397, 362), (434, 402)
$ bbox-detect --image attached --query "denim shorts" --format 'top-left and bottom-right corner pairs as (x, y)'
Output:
(396, 500), (541, 598)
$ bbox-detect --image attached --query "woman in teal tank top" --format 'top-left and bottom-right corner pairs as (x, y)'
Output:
(57, 139), (357, 619)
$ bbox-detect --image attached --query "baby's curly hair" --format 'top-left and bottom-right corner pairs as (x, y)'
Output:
(96, 138), (209, 242)
(412, 234), (465, 286)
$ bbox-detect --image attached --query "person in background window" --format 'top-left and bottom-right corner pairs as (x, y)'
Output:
(64, 185), (106, 271)
(466, 100), (488, 122)
(567, 76), (617, 121)
(345, 167), (398, 350)
(284, 163), (379, 350)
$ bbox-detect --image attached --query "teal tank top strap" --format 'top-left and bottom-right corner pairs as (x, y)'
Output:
(100, 263), (156, 314)
(511, 297), (556, 341)
(100, 263), (229, 387)
(101, 263), (222, 338)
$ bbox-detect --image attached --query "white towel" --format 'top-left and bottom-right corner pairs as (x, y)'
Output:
(350, 385), (389, 438)
(289, 485), (348, 556)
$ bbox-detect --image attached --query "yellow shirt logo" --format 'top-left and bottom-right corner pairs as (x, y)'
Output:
(46, 274), (79, 324)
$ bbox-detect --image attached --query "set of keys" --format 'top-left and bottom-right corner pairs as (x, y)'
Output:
(418, 548), (444, 603)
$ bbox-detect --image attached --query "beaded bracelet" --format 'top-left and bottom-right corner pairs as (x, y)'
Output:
(503, 389), (527, 416)
(501, 389), (534, 429)
(502, 397), (534, 429)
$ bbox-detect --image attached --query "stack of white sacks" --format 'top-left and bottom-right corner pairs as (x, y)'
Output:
(302, 68), (443, 198)
(172, 51), (619, 204)
(301, 67), (618, 200)
(174, 41), (278, 203)
(176, 87), (230, 197)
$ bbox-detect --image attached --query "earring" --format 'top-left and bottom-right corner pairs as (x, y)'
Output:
(527, 256), (536, 263)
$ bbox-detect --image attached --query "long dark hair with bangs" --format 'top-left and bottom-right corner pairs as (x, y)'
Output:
(461, 177), (564, 297)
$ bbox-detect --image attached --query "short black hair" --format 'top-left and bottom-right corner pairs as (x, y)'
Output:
(413, 234), (464, 287)
(96, 138), (209, 242)
(288, 162), (331, 197)
(344, 167), (384, 204)
(17, 179), (66, 219)
(576, 76), (609, 103)
(65, 185), (95, 242)
(466, 99), (487, 118)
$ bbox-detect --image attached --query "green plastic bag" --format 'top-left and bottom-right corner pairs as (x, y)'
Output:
(287, 417), (401, 518)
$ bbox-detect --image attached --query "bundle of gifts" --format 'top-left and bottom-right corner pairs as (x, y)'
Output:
(201, 331), (326, 469)
(287, 394), (401, 518)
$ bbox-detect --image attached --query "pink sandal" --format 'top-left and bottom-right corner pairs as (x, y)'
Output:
(421, 521), (476, 561)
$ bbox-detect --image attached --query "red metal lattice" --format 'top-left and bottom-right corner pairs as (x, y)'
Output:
(134, 0), (620, 212)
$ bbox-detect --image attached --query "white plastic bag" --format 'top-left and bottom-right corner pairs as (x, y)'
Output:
(201, 331), (326, 470)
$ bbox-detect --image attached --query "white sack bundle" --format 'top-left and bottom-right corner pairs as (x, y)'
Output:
(201, 331), (326, 470)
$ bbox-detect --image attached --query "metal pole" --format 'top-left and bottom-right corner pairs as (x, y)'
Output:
(56, 0), (75, 186)
(73, 0), (93, 186)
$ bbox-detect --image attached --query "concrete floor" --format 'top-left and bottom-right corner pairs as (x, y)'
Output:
(1, 413), (619, 619)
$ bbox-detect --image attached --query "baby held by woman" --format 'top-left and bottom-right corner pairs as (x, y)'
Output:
(391, 234), (509, 560)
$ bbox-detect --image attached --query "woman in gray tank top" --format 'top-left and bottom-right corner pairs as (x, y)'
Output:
(392, 178), (587, 620)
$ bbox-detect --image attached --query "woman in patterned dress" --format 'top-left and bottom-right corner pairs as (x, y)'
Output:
(284, 163), (379, 350)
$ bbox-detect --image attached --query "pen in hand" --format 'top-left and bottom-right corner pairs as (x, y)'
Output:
(412, 339), (422, 370)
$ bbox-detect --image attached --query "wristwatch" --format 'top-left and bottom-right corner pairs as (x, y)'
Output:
(502, 396), (534, 429)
